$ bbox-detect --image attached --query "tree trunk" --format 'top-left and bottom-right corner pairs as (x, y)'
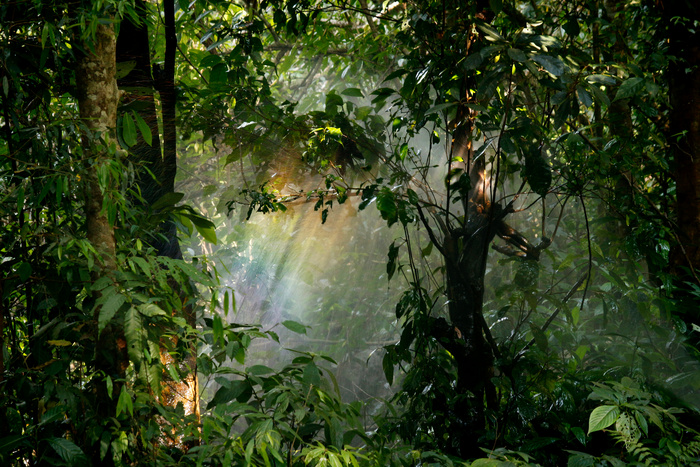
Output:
(75, 20), (123, 464)
(76, 23), (118, 273)
(116, 0), (199, 433)
(667, 1), (700, 332)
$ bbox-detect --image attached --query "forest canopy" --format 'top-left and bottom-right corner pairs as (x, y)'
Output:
(2, 0), (700, 465)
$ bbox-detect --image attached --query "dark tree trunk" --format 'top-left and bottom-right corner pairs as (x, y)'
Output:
(667, 1), (700, 333)
(117, 0), (181, 260)
(116, 0), (199, 431)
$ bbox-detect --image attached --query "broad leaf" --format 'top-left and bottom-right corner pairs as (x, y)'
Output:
(588, 405), (620, 434)
(282, 320), (307, 334)
(46, 438), (87, 464)
(532, 54), (565, 76)
(613, 77), (644, 101)
(98, 292), (126, 334)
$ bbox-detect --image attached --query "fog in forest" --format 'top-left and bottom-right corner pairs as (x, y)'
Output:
(175, 129), (700, 417)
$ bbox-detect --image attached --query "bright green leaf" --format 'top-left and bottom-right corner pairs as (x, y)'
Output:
(588, 405), (620, 434)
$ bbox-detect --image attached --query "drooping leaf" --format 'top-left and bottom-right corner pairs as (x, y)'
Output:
(46, 438), (87, 465)
(382, 350), (394, 385)
(98, 292), (126, 334)
(387, 241), (399, 280)
(116, 388), (133, 417)
(376, 188), (398, 226)
(522, 149), (552, 196)
(132, 110), (152, 146)
(124, 306), (143, 367)
(121, 112), (137, 147)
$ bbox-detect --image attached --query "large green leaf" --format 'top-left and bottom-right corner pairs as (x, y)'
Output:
(46, 438), (87, 465)
(532, 54), (565, 76)
(613, 77), (644, 101)
(98, 291), (126, 334)
(588, 405), (620, 434)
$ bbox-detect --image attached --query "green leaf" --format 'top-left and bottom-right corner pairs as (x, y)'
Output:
(247, 365), (275, 375)
(116, 60), (137, 80)
(470, 458), (503, 466)
(212, 313), (224, 345)
(425, 102), (457, 115)
(132, 111), (152, 146)
(587, 83), (610, 107)
(588, 405), (620, 434)
(376, 188), (398, 226)
(529, 323), (548, 351)
(138, 303), (166, 317)
(46, 438), (87, 464)
(16, 262), (32, 282)
(586, 74), (616, 85)
(99, 292), (126, 334)
(0, 435), (29, 458)
(183, 212), (218, 244)
(206, 380), (252, 409)
(341, 87), (364, 98)
(532, 54), (565, 76)
(571, 426), (587, 445)
(151, 192), (184, 211)
(124, 306), (143, 367)
(399, 143), (408, 160)
(116, 388), (133, 417)
(507, 48), (527, 62)
(121, 112), (137, 147)
(282, 320), (307, 334)
(477, 24), (505, 42)
(303, 361), (321, 387)
(613, 77), (644, 101)
(382, 351), (394, 385)
(329, 453), (343, 467)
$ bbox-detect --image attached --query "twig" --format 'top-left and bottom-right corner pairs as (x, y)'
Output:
(514, 273), (588, 360)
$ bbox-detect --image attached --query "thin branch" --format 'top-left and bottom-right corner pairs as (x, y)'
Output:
(515, 273), (588, 360)
(416, 204), (446, 257)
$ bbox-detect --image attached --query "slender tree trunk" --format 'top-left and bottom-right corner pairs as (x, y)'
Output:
(75, 20), (123, 465)
(76, 23), (118, 272)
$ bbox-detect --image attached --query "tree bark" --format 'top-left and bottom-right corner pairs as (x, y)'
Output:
(75, 20), (124, 465)
(116, 0), (199, 433)
(76, 23), (119, 273)
(668, 1), (700, 330)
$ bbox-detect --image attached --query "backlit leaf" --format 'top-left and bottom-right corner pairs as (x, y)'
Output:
(588, 405), (620, 434)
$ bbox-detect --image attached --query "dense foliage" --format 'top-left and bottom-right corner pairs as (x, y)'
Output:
(2, 0), (700, 466)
